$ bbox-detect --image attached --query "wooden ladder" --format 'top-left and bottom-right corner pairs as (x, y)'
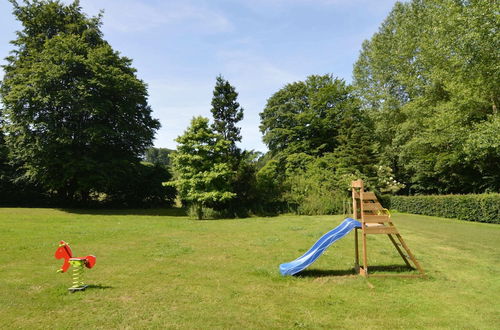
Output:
(352, 179), (425, 277)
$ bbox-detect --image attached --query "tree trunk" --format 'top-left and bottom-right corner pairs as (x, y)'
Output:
(197, 203), (203, 220)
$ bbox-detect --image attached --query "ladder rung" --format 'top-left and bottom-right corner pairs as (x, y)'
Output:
(362, 203), (384, 210)
(353, 191), (378, 200)
(363, 215), (391, 222)
(362, 192), (377, 200)
(365, 226), (399, 234)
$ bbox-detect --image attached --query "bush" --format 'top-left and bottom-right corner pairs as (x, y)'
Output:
(387, 194), (500, 224)
(283, 154), (363, 215)
(186, 204), (228, 220)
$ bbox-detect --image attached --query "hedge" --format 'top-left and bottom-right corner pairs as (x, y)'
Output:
(384, 194), (500, 224)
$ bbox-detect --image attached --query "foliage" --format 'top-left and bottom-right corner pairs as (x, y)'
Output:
(144, 147), (172, 166)
(186, 204), (225, 220)
(221, 150), (260, 217)
(207, 76), (260, 217)
(103, 162), (176, 208)
(353, 0), (500, 194)
(254, 156), (289, 214)
(168, 116), (235, 219)
(258, 75), (378, 215)
(463, 115), (500, 192)
(375, 165), (405, 194)
(210, 75), (244, 160)
(388, 193), (500, 224)
(0, 0), (159, 202)
(284, 153), (369, 215)
(260, 75), (363, 157)
(285, 171), (349, 215)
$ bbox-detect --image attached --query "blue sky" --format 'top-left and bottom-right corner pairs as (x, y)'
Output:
(0, 0), (398, 152)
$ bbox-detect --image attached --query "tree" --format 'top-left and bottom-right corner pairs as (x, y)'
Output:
(330, 100), (377, 178)
(353, 0), (499, 193)
(0, 0), (160, 202)
(105, 162), (176, 207)
(209, 75), (261, 216)
(258, 75), (378, 214)
(210, 75), (244, 162)
(169, 117), (235, 219)
(144, 147), (172, 166)
(463, 115), (500, 192)
(260, 75), (361, 157)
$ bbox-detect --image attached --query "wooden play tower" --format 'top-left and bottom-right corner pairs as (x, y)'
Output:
(351, 179), (425, 277)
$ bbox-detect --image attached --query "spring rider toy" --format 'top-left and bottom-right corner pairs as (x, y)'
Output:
(55, 241), (96, 292)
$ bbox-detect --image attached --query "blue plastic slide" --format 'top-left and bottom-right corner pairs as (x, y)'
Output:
(279, 218), (361, 276)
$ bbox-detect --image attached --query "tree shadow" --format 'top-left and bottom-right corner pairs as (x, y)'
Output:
(86, 284), (113, 290)
(297, 268), (357, 278)
(367, 264), (416, 273)
(59, 207), (187, 217)
(296, 264), (416, 278)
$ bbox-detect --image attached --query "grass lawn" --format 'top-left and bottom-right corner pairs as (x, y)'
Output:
(0, 208), (498, 329)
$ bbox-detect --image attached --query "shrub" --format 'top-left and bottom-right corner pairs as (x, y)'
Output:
(284, 155), (362, 215)
(387, 194), (500, 224)
(186, 204), (227, 220)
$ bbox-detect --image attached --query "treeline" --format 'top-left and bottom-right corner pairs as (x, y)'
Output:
(1, 0), (498, 215)
(256, 0), (498, 214)
(169, 0), (498, 217)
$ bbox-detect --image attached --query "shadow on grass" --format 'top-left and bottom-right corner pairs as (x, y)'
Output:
(367, 264), (416, 273)
(297, 268), (357, 277)
(86, 284), (113, 290)
(297, 264), (416, 278)
(59, 207), (187, 217)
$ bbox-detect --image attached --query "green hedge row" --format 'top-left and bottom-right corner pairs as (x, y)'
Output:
(384, 194), (500, 224)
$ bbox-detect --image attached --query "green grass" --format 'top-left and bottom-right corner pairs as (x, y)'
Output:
(0, 208), (498, 329)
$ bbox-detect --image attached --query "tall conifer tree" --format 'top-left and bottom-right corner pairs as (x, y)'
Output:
(210, 75), (244, 163)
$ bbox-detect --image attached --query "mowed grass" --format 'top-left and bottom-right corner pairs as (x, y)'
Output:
(0, 208), (498, 329)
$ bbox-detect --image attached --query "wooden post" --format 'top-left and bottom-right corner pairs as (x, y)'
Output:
(359, 182), (368, 277)
(354, 228), (359, 272)
(387, 234), (412, 268)
(396, 234), (425, 275)
(352, 180), (360, 274)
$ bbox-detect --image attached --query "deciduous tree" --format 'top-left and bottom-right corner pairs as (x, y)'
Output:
(0, 0), (160, 202)
(169, 117), (235, 219)
(260, 75), (362, 157)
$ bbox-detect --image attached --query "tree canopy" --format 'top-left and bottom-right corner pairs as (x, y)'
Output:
(0, 0), (160, 202)
(210, 75), (244, 162)
(257, 75), (379, 214)
(144, 147), (173, 167)
(353, 0), (499, 193)
(260, 75), (363, 157)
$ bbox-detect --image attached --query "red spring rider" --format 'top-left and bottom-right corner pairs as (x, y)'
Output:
(55, 240), (96, 292)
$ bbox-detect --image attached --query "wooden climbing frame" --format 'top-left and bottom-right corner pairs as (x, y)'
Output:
(351, 179), (425, 278)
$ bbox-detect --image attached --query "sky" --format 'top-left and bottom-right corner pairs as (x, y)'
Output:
(0, 0), (399, 152)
